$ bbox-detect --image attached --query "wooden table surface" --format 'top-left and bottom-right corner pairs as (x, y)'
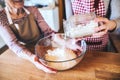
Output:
(0, 49), (120, 80)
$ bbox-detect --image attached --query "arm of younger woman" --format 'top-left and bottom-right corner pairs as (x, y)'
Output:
(93, 17), (120, 37)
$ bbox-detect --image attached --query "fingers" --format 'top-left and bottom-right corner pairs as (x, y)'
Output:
(34, 61), (57, 73)
(94, 25), (108, 32)
(95, 17), (109, 23)
(52, 34), (65, 46)
(93, 24), (108, 37)
(76, 46), (83, 52)
(93, 29), (107, 38)
(75, 37), (82, 42)
(34, 56), (57, 73)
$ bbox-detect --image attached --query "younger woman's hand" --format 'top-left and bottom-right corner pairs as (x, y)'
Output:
(93, 17), (117, 37)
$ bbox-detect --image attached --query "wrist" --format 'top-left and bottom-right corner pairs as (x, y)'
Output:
(109, 20), (117, 32)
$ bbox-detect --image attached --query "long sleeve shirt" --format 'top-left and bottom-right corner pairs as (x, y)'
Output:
(0, 6), (54, 57)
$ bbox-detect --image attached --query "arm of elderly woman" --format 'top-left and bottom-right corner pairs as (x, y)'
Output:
(32, 7), (55, 36)
(0, 8), (56, 73)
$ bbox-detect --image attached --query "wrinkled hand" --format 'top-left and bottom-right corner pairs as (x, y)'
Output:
(52, 33), (82, 51)
(93, 17), (117, 37)
(30, 55), (56, 73)
(65, 38), (83, 51)
(52, 33), (66, 46)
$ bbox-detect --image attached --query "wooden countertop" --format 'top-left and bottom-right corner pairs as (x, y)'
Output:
(0, 49), (120, 80)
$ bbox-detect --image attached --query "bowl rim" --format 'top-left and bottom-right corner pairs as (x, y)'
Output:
(35, 33), (87, 63)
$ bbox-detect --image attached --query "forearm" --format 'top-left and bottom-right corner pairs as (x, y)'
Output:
(34, 7), (54, 36)
(5, 37), (34, 61)
(0, 24), (33, 61)
(9, 42), (33, 60)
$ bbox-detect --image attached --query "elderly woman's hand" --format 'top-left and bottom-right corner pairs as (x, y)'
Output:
(65, 38), (83, 51)
(30, 55), (57, 73)
(52, 33), (82, 51)
(93, 17), (117, 37)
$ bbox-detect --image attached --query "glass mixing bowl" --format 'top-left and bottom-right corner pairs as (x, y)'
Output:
(35, 34), (87, 71)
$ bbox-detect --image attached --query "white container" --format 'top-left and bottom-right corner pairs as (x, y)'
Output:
(63, 13), (98, 38)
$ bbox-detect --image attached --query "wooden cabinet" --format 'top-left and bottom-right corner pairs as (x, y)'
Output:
(58, 0), (65, 32)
